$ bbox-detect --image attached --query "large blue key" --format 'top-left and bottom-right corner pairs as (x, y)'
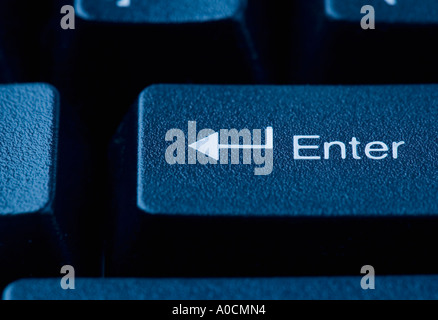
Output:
(0, 83), (68, 289)
(109, 84), (438, 277)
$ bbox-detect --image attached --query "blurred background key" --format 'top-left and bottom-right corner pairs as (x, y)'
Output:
(289, 0), (438, 84)
(50, 0), (269, 137)
(73, 0), (265, 84)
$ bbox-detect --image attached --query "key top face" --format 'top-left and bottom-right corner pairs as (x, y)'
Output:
(137, 85), (438, 217)
(110, 84), (438, 276)
(0, 83), (64, 288)
(0, 84), (58, 214)
(76, 0), (244, 23)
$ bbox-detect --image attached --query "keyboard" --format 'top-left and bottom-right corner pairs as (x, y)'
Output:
(1, 0), (438, 301)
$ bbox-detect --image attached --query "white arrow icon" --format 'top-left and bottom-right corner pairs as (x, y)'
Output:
(188, 127), (273, 161)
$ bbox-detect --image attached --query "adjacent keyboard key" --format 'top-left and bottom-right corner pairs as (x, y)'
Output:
(109, 84), (438, 277)
(4, 276), (438, 300)
(73, 0), (264, 83)
(290, 0), (438, 83)
(52, 0), (267, 132)
(0, 83), (68, 288)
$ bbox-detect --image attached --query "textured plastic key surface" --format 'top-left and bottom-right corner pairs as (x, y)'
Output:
(76, 0), (245, 23)
(326, 0), (438, 24)
(0, 83), (58, 215)
(0, 83), (66, 289)
(4, 276), (438, 300)
(137, 84), (438, 217)
(110, 84), (438, 277)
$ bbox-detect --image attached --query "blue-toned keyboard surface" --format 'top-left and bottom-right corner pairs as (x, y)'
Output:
(1, 0), (438, 300)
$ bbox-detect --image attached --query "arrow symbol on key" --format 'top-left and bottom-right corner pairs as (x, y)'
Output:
(188, 127), (273, 160)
